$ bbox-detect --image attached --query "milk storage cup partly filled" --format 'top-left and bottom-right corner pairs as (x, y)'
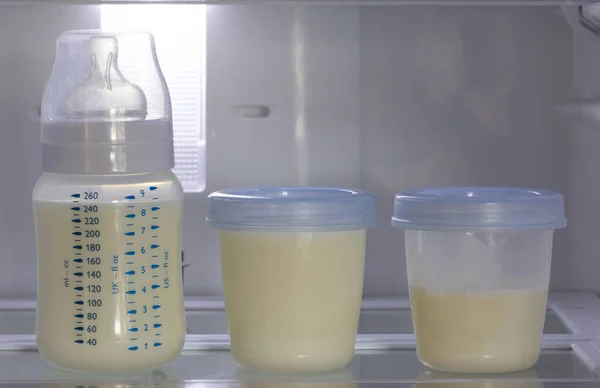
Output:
(392, 187), (566, 374)
(33, 31), (185, 371)
(206, 187), (378, 373)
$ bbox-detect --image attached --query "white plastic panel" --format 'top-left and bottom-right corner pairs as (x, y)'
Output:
(565, 18), (600, 293)
(0, 3), (582, 298)
(0, 5), (101, 297)
(185, 4), (362, 295)
(359, 6), (572, 294)
(101, 5), (206, 192)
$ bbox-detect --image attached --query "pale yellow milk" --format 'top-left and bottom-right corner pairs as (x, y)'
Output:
(220, 230), (366, 373)
(410, 285), (548, 373)
(35, 200), (185, 371)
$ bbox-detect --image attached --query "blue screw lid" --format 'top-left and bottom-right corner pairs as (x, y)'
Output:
(206, 187), (378, 232)
(392, 187), (567, 231)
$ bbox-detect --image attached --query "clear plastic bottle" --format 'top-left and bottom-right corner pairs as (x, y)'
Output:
(33, 31), (185, 371)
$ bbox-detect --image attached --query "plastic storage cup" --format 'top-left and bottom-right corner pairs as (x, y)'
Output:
(206, 187), (378, 373)
(391, 187), (567, 374)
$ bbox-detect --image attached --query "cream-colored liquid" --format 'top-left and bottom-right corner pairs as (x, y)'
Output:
(410, 285), (548, 373)
(220, 230), (366, 373)
(35, 200), (185, 371)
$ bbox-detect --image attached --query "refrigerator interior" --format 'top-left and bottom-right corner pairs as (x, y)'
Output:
(1, 0), (600, 386)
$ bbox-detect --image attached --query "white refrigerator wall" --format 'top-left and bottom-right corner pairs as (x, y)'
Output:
(0, 5), (101, 298)
(0, 4), (578, 298)
(359, 6), (572, 294)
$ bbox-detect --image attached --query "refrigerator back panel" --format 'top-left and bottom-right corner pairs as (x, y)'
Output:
(0, 3), (581, 298)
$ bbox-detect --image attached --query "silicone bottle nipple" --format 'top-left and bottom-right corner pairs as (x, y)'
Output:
(66, 36), (147, 120)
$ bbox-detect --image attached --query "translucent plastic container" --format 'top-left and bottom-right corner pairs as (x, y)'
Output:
(391, 187), (567, 374)
(33, 30), (185, 371)
(34, 172), (185, 371)
(206, 187), (378, 373)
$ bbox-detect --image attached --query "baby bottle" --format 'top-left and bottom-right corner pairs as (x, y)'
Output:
(33, 31), (185, 371)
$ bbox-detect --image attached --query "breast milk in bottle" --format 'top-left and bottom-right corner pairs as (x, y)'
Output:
(33, 31), (185, 371)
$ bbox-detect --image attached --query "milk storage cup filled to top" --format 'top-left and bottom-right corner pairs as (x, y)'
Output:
(33, 30), (185, 371)
(206, 187), (378, 373)
(391, 187), (567, 374)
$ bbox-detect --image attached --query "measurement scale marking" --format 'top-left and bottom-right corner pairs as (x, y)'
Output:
(124, 198), (142, 351)
(72, 194), (85, 345)
(136, 187), (163, 346)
